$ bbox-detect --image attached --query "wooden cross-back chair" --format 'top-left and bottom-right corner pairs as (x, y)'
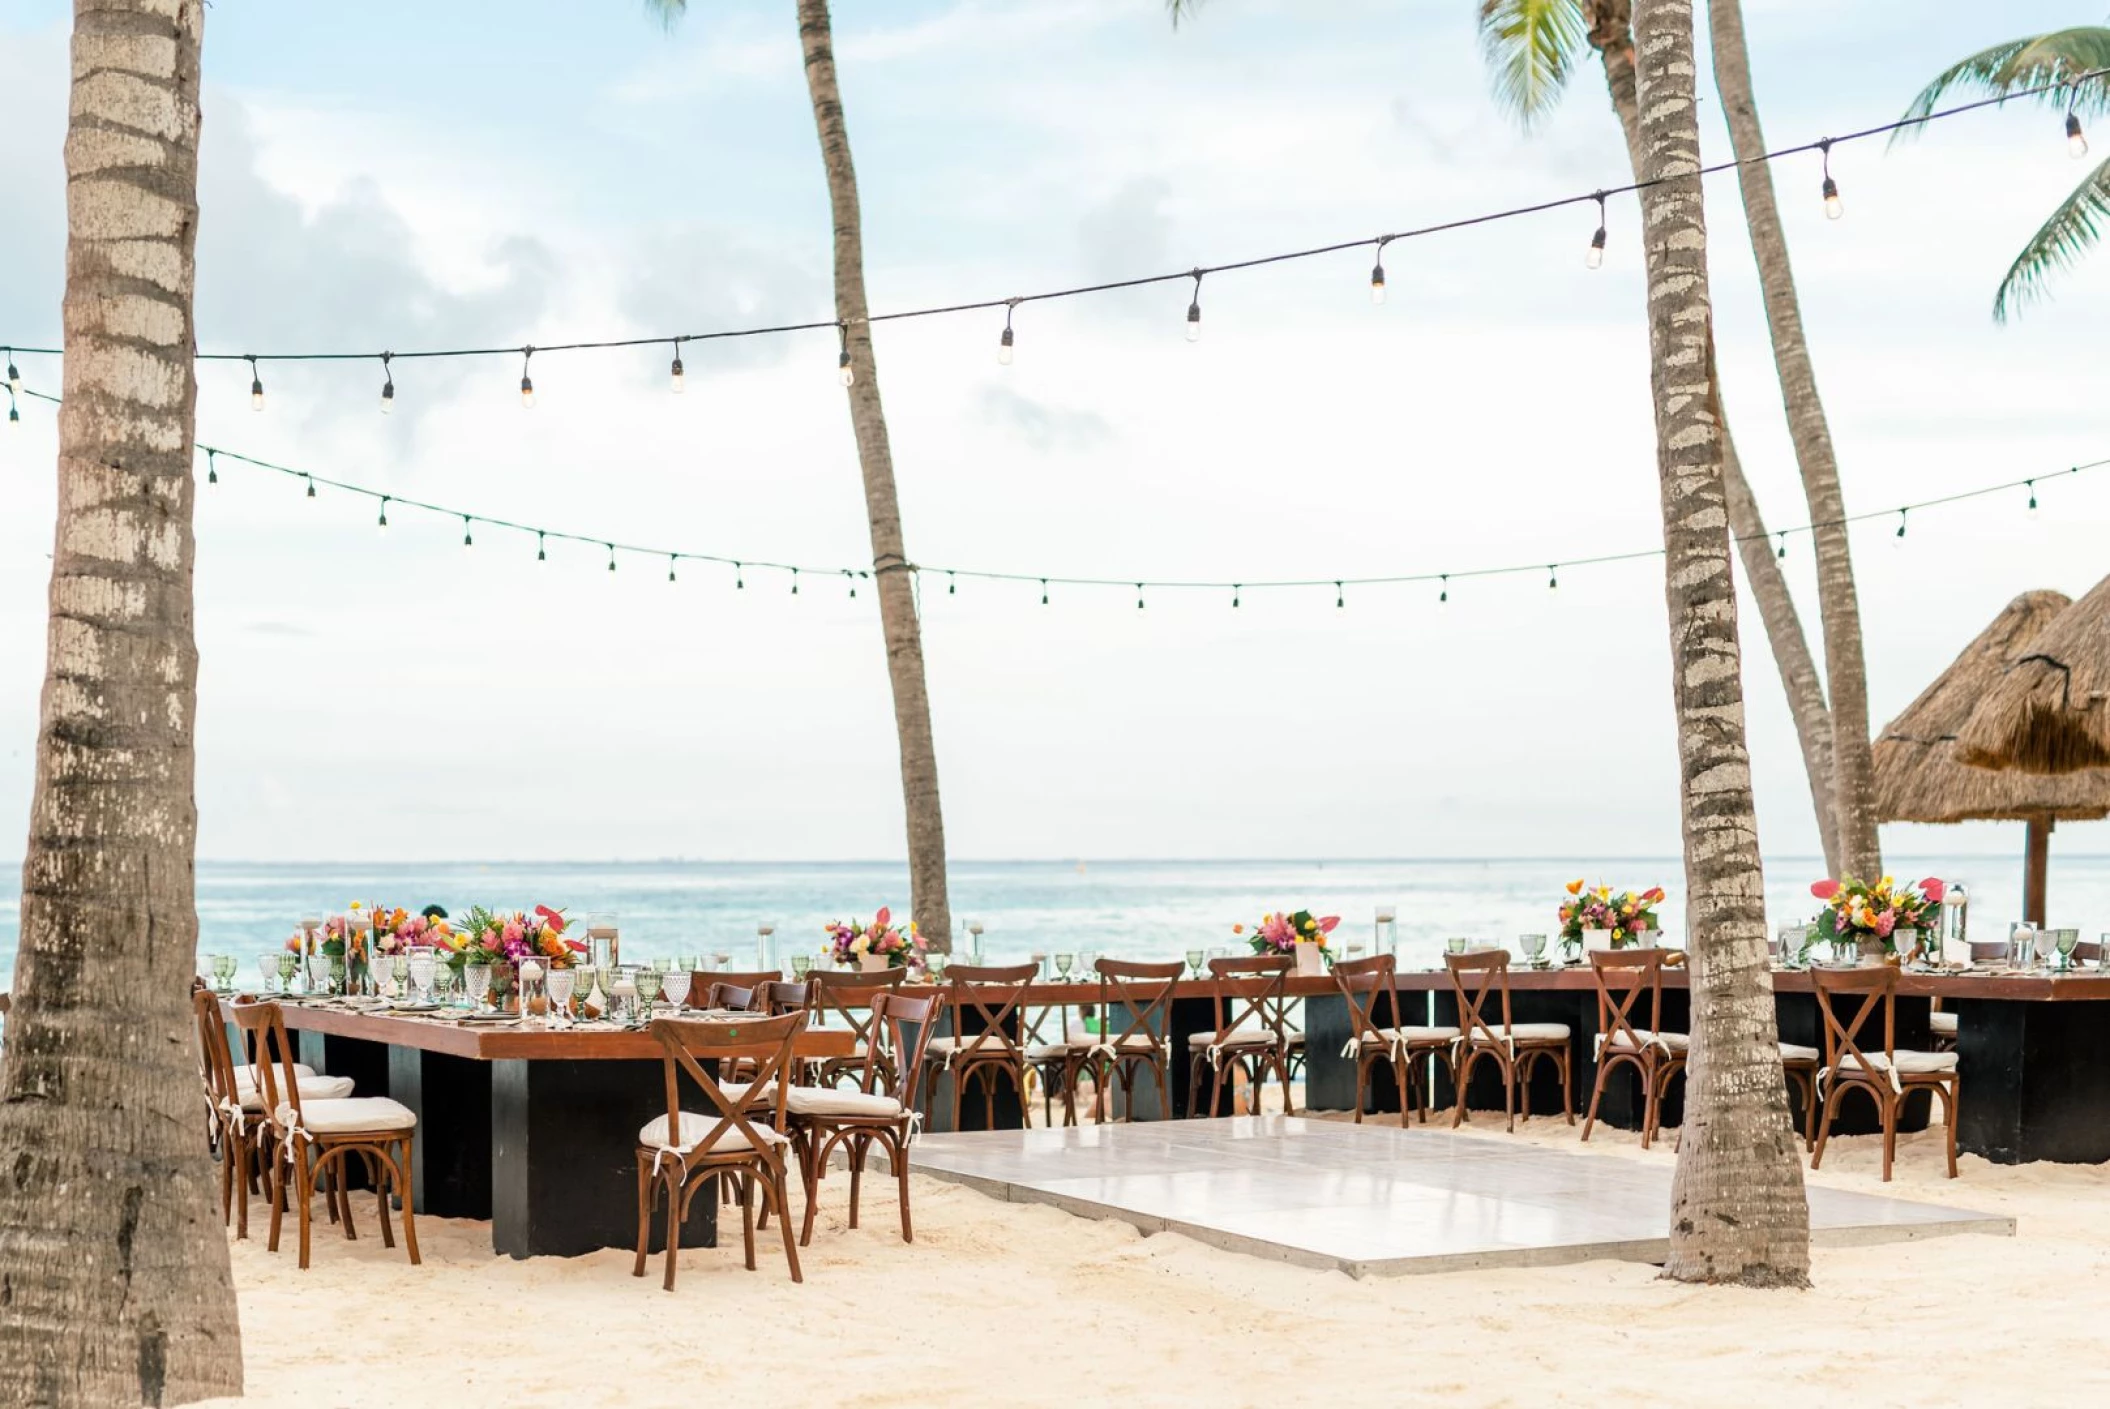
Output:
(636, 1011), (808, 1290)
(1809, 966), (1959, 1181)
(1331, 953), (1458, 1125)
(792, 989), (939, 1248)
(194, 988), (354, 1241)
(1580, 949), (1686, 1149)
(1444, 949), (1573, 1133)
(230, 1000), (419, 1270)
(928, 963), (1037, 1131)
(806, 968), (907, 1093)
(1186, 955), (1294, 1118)
(1069, 959), (1182, 1123)
(692, 970), (780, 1008)
(758, 980), (810, 1016)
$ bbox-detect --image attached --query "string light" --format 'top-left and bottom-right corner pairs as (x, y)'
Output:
(1369, 239), (1389, 304)
(5, 350), (18, 395)
(606, 542), (617, 572)
(947, 571), (956, 596)
(2027, 480), (2039, 516)
(669, 554), (679, 582)
(461, 515), (474, 551)
(791, 567), (800, 595)
(377, 496), (390, 533)
(2069, 110), (2089, 159)
(1775, 532), (1788, 559)
(844, 568), (856, 598)
(1335, 580), (1345, 608)
(1547, 565), (1558, 590)
(205, 449), (217, 485)
(1819, 139), (1843, 220)
(379, 353), (394, 414)
(536, 531), (546, 562)
(1439, 574), (1449, 604)
(998, 299), (1018, 365)
(1137, 583), (1146, 609)
(248, 356), (264, 412)
(519, 348), (535, 409)
(1184, 270), (1203, 343)
(1586, 191), (1608, 269)
(1895, 508), (1908, 541)
(736, 561), (745, 589)
(6, 391), (16, 426)
(837, 324), (855, 388)
(670, 340), (685, 395)
(1040, 579), (1049, 605)
(1232, 584), (1241, 608)
(306, 473), (316, 499)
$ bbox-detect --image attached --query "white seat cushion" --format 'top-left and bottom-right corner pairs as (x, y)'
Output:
(1188, 1029), (1279, 1049)
(1025, 1043), (1072, 1063)
(1778, 1042), (1820, 1064)
(716, 1080), (779, 1106)
(1843, 1050), (1960, 1077)
(1603, 1028), (1690, 1053)
(1470, 1022), (1569, 1043)
(786, 1087), (907, 1120)
(276, 1096), (415, 1134)
(1359, 1025), (1460, 1047)
(638, 1111), (787, 1154)
(1930, 1011), (1959, 1036)
(1067, 1032), (1161, 1053)
(239, 1074), (354, 1112)
(927, 1035), (1016, 1056)
(233, 1062), (316, 1090)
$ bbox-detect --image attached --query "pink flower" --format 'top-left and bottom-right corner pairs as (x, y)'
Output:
(1628, 918), (1646, 933)
(1873, 911), (1897, 937)
(875, 906), (891, 928)
(1919, 877), (1945, 903)
(1259, 915), (1295, 947)
(1317, 916), (1341, 934)
(1810, 879), (1841, 901)
(502, 921), (524, 944)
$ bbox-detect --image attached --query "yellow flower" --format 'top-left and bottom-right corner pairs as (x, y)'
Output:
(350, 901), (363, 912)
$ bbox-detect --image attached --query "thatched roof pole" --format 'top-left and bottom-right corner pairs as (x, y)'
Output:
(1958, 572), (2110, 776)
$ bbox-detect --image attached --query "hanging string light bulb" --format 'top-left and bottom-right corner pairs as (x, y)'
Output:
(1894, 507), (1908, 542)
(2027, 480), (2039, 516)
(669, 555), (679, 582)
(1547, 565), (1558, 590)
(1369, 239), (1389, 304)
(379, 353), (395, 414)
(791, 567), (800, 595)
(1776, 531), (1788, 560)
(519, 347), (536, 409)
(843, 568), (856, 598)
(1439, 574), (1449, 604)
(1586, 192), (1608, 269)
(670, 339), (685, 395)
(1819, 140), (1843, 220)
(1335, 581), (1346, 608)
(735, 561), (745, 590)
(606, 542), (617, 573)
(205, 449), (217, 485)
(461, 515), (474, 551)
(2068, 110), (2089, 159)
(536, 531), (547, 562)
(377, 496), (390, 533)
(1185, 270), (1204, 343)
(998, 298), (1018, 365)
(1136, 583), (1146, 609)
(6, 392), (16, 426)
(306, 473), (316, 499)
(5, 349), (19, 396)
(248, 356), (264, 412)
(837, 323), (855, 387)
(1232, 584), (1241, 609)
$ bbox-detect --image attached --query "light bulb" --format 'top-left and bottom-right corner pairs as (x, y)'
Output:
(2027, 483), (2039, 517)
(250, 376), (264, 412)
(378, 499), (390, 534)
(997, 327), (1014, 365)
(838, 351), (855, 387)
(1586, 226), (1606, 270)
(1822, 177), (1843, 221)
(380, 378), (394, 414)
(306, 475), (316, 499)
(1185, 301), (1202, 342)
(1369, 263), (1387, 304)
(462, 517), (473, 551)
(2068, 113), (2089, 159)
(7, 402), (18, 426)
(670, 354), (685, 394)
(5, 357), (18, 395)
(519, 374), (535, 409)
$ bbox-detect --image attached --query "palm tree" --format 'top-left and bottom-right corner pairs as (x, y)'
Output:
(1707, 0), (1881, 883)
(1897, 26), (2110, 321)
(1626, 0), (1810, 1285)
(1471, 0), (1843, 877)
(0, 2), (245, 1399)
(648, 0), (952, 946)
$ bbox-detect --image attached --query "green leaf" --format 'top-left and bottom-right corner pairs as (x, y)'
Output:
(1894, 28), (2110, 149)
(1994, 152), (2110, 321)
(1476, 0), (1589, 128)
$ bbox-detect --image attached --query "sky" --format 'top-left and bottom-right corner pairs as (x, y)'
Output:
(0, 0), (2105, 868)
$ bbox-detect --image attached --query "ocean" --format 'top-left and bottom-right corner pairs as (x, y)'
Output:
(4, 854), (2106, 986)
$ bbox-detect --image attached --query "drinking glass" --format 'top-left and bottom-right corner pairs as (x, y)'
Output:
(926, 952), (949, 980)
(1185, 948), (1205, 978)
(660, 969), (693, 1010)
(277, 951), (299, 992)
(2010, 923), (2037, 969)
(757, 922), (777, 973)
(1444, 937), (1469, 957)
(1053, 952), (1074, 981)
(391, 953), (410, 1000)
(1774, 923), (1801, 966)
(464, 963), (492, 1012)
(637, 965), (664, 1015)
(964, 920), (985, 964)
(654, 957), (676, 976)
(544, 967), (576, 1027)
(407, 948), (436, 1004)
(586, 914), (618, 971)
(2100, 933), (2110, 972)
(1519, 934), (1547, 966)
(257, 952), (281, 994)
(571, 964), (597, 1015)
(675, 955), (698, 976)
(790, 954), (812, 979)
(431, 962), (456, 1008)
(712, 952), (732, 973)
(2054, 928), (2080, 972)
(213, 953), (237, 993)
(1375, 906), (1399, 958)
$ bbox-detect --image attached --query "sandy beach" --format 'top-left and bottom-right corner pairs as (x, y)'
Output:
(198, 1115), (2110, 1409)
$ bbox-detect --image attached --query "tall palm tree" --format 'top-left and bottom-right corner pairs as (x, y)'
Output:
(0, 2), (245, 1399)
(1897, 26), (2110, 321)
(1627, 0), (1810, 1285)
(1472, 0), (1842, 877)
(648, 0), (952, 946)
(1707, 0), (1881, 883)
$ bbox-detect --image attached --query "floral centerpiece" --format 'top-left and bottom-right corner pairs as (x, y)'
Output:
(1807, 875), (1942, 961)
(452, 904), (583, 969)
(1235, 910), (1340, 974)
(1558, 881), (1666, 953)
(825, 907), (924, 969)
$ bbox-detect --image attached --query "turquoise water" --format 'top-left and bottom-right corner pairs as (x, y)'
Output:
(5, 853), (2105, 987)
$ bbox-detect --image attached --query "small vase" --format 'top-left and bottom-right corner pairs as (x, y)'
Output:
(860, 954), (889, 973)
(1856, 936), (1889, 968)
(1293, 940), (1325, 977)
(1582, 928), (1616, 953)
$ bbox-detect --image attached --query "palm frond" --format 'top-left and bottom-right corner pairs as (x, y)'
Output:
(644, 0), (688, 31)
(1893, 28), (2110, 149)
(1993, 152), (2110, 321)
(1166, 0), (1206, 30)
(1476, 0), (1588, 129)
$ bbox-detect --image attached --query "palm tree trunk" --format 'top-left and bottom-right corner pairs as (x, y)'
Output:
(1588, 1), (1841, 876)
(795, 0), (953, 947)
(1707, 0), (1879, 879)
(0, 1), (244, 1399)
(1630, 0), (1811, 1285)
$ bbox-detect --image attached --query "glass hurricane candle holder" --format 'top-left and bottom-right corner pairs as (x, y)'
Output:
(516, 958), (549, 1022)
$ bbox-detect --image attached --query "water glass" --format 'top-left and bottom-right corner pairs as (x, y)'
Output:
(1519, 934), (1547, 966)
(430, 962), (456, 1007)
(406, 947), (436, 1004)
(1053, 952), (1075, 981)
(637, 965), (664, 1015)
(660, 968), (693, 1009)
(2101, 933), (2110, 972)
(1444, 936), (1469, 957)
(926, 952), (949, 980)
(391, 953), (410, 998)
(571, 964), (597, 1014)
(1185, 948), (1205, 978)
(544, 967), (576, 1027)
(1078, 950), (1098, 980)
(608, 970), (639, 1025)
(2053, 928), (2080, 972)
(1375, 906), (1398, 957)
(675, 955), (698, 976)
(790, 954), (812, 979)
(213, 953), (238, 993)
(256, 952), (281, 994)
(464, 964), (493, 1012)
(277, 951), (299, 992)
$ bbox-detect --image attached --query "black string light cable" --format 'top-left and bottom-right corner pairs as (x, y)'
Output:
(3, 68), (2103, 392)
(7, 384), (2100, 606)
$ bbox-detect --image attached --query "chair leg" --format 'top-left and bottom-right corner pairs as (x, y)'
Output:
(1581, 1053), (1612, 1144)
(740, 1173), (758, 1270)
(1559, 1049), (1574, 1126)
(1640, 1059), (1662, 1151)
(1881, 1092), (1898, 1183)
(231, 1134), (250, 1240)
(1810, 1080), (1847, 1169)
(632, 1155), (653, 1279)
(1519, 1053), (1533, 1123)
(1944, 1078), (1961, 1179)
(1153, 1058), (1170, 1125)
(1452, 1049), (1475, 1127)
(771, 1162), (803, 1283)
(394, 1136), (420, 1265)
(1352, 1053), (1369, 1125)
(1502, 1056), (1517, 1133)
(295, 1150), (315, 1271)
(892, 1130), (914, 1242)
(374, 1152), (396, 1250)
(1392, 1055), (1411, 1129)
(265, 1148), (285, 1255)
(1276, 1049), (1296, 1117)
(666, 1175), (690, 1291)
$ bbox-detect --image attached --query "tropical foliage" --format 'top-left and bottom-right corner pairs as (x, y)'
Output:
(1234, 910), (1341, 957)
(1557, 880), (1665, 943)
(1808, 875), (1943, 953)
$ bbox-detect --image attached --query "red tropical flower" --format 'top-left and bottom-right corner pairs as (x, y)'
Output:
(1810, 879), (1841, 901)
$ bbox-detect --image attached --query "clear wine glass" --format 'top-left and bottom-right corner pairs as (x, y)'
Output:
(391, 953), (410, 1000)
(431, 961), (455, 1007)
(407, 948), (436, 1004)
(571, 964), (597, 1014)
(790, 954), (812, 979)
(1185, 948), (1205, 978)
(637, 965), (664, 1016)
(1520, 934), (1547, 966)
(464, 963), (492, 1012)
(927, 952), (949, 980)
(277, 951), (299, 992)
(545, 967), (576, 1026)
(257, 952), (281, 994)
(1054, 952), (1074, 982)
(660, 969), (692, 1010)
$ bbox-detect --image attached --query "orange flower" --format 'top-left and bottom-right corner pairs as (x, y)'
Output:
(1566, 879), (1584, 895)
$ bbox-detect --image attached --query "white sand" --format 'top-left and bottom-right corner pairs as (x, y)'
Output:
(201, 1119), (2110, 1409)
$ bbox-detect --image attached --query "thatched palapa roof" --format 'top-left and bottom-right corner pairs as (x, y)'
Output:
(1872, 589), (2110, 823)
(1957, 572), (2110, 776)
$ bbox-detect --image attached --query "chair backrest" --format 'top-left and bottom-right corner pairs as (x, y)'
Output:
(648, 1011), (807, 1156)
(757, 980), (809, 1016)
(1809, 965), (1896, 1079)
(692, 970), (780, 1006)
(870, 990), (941, 1101)
(191, 988), (241, 1112)
(806, 969), (906, 1050)
(1588, 949), (1668, 1053)
(1444, 949), (1517, 1043)
(707, 983), (758, 1012)
(2075, 939), (2103, 964)
(1203, 953), (1290, 1043)
(1330, 953), (1399, 1047)
(1967, 940), (2009, 964)
(943, 962), (1037, 1065)
(227, 1001), (303, 1120)
(1094, 959), (1184, 1051)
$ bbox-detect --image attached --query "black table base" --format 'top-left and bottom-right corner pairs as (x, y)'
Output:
(1955, 998), (2110, 1164)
